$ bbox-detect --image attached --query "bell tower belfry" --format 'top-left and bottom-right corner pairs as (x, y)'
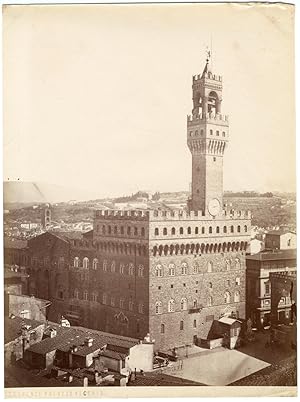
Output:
(187, 53), (229, 216)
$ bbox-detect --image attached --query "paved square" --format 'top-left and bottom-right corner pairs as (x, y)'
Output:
(169, 348), (270, 385)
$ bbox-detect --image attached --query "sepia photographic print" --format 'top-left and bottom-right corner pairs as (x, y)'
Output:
(3, 2), (296, 398)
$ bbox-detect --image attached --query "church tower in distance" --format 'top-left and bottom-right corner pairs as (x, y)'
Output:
(187, 54), (229, 216)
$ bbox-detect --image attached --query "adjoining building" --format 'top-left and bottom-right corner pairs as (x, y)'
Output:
(265, 230), (296, 251)
(246, 249), (296, 328)
(4, 316), (45, 366)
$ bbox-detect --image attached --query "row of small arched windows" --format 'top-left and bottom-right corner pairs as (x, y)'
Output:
(73, 290), (145, 314)
(189, 129), (226, 137)
(155, 259), (241, 276)
(97, 224), (146, 237)
(73, 257), (98, 269)
(73, 257), (144, 276)
(155, 292), (240, 314)
(154, 225), (248, 236)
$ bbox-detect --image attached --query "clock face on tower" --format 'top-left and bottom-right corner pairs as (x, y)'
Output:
(208, 198), (221, 216)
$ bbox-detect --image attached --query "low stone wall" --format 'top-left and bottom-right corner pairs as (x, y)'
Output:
(200, 337), (223, 349)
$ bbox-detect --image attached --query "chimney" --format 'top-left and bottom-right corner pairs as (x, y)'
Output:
(49, 328), (57, 338)
(85, 337), (93, 347)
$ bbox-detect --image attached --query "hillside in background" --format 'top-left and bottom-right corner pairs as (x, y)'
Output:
(3, 184), (296, 231)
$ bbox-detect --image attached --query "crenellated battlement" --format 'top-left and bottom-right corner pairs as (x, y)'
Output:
(187, 113), (229, 124)
(94, 209), (149, 220)
(193, 72), (222, 82)
(94, 208), (251, 222)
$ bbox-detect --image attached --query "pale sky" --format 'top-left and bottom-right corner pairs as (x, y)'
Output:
(3, 3), (295, 200)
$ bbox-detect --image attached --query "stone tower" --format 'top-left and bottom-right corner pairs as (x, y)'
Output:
(41, 204), (51, 229)
(187, 55), (229, 215)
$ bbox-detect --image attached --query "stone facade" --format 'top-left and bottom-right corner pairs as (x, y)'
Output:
(21, 58), (251, 352)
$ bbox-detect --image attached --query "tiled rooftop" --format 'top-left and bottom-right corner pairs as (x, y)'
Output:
(27, 324), (139, 356)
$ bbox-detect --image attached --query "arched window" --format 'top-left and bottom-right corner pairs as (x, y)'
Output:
(195, 130), (198, 136)
(129, 263), (135, 276)
(161, 324), (165, 334)
(234, 291), (240, 303)
(224, 291), (230, 304)
(141, 227), (145, 237)
(193, 299), (198, 308)
(74, 289), (79, 299)
(180, 227), (184, 235)
(155, 264), (163, 277)
(120, 226), (124, 235)
(244, 225), (248, 233)
(171, 227), (176, 235)
(114, 226), (118, 235)
(155, 228), (159, 236)
(138, 264), (144, 277)
(58, 257), (64, 269)
(129, 300), (134, 311)
(195, 227), (199, 235)
(163, 228), (167, 235)
(193, 264), (198, 274)
(209, 282), (213, 288)
(168, 299), (175, 312)
(74, 257), (79, 268)
(92, 258), (98, 270)
(235, 277), (240, 286)
(120, 298), (125, 309)
(202, 227), (205, 234)
(226, 260), (231, 271)
(138, 302), (144, 314)
(103, 293), (107, 304)
(102, 225), (106, 234)
(83, 257), (89, 269)
(237, 225), (241, 233)
(207, 261), (213, 273)
(181, 262), (188, 275)
(108, 225), (112, 235)
(127, 226), (131, 235)
(83, 290), (88, 301)
(111, 260), (116, 272)
(120, 263), (125, 274)
(180, 320), (184, 330)
(216, 226), (220, 234)
(209, 227), (213, 234)
(208, 296), (213, 307)
(200, 129), (204, 136)
(180, 298), (188, 311)
(168, 263), (175, 276)
(92, 292), (98, 302)
(103, 260), (107, 272)
(187, 227), (191, 235)
(230, 225), (234, 233)
(133, 227), (138, 236)
(111, 296), (115, 306)
(223, 226), (227, 233)
(155, 301), (162, 314)
(235, 258), (241, 270)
